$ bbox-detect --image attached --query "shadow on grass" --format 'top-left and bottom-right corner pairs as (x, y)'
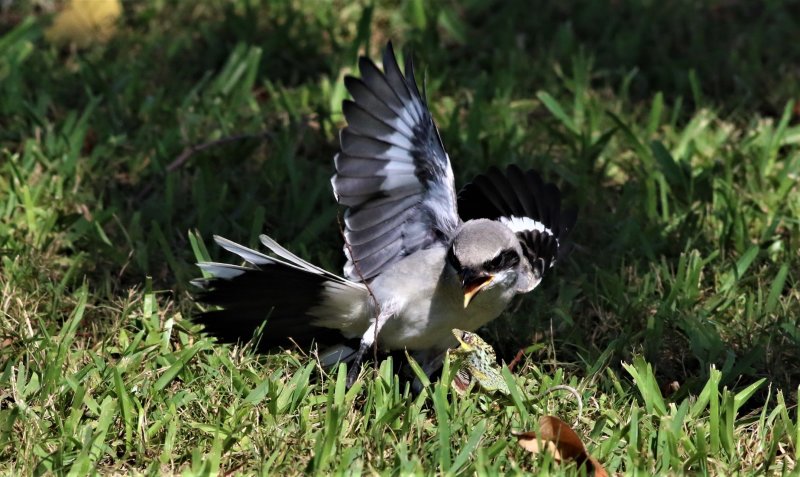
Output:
(124, 1), (800, 399)
(4, 0), (797, 401)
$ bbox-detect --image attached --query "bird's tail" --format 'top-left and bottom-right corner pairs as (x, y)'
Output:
(191, 235), (369, 354)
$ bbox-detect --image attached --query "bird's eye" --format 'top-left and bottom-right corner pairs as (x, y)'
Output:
(484, 249), (520, 272)
(446, 246), (461, 270)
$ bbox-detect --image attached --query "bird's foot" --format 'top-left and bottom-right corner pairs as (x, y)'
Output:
(346, 362), (361, 388)
(345, 340), (369, 388)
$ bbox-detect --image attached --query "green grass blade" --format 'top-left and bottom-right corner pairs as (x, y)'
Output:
(154, 342), (206, 391)
(537, 91), (579, 135)
(450, 419), (486, 474)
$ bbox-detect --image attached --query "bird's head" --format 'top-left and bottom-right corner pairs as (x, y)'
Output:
(448, 219), (532, 308)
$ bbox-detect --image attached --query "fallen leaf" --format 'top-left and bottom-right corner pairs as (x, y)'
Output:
(513, 415), (608, 477)
(513, 430), (562, 457)
(45, 0), (122, 48)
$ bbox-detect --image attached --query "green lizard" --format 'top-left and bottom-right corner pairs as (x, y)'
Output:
(448, 328), (510, 396)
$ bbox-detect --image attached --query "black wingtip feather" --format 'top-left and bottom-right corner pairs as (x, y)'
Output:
(458, 165), (573, 239)
(383, 41), (400, 77)
(334, 42), (457, 281)
(403, 53), (423, 102)
(457, 165), (577, 271)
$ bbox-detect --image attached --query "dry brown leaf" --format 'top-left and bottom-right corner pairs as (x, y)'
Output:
(513, 430), (562, 457)
(513, 415), (608, 477)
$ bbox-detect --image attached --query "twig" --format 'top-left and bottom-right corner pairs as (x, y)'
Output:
(166, 113), (317, 173)
(166, 131), (271, 172)
(549, 316), (557, 373)
(507, 348), (526, 373)
(540, 384), (584, 424)
(336, 214), (382, 371)
(133, 130), (273, 202)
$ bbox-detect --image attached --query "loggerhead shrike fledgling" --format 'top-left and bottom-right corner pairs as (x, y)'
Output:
(192, 42), (576, 386)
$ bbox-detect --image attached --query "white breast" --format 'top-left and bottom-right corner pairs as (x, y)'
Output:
(370, 245), (514, 351)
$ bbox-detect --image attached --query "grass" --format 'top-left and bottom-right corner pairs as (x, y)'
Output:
(1, 0), (799, 474)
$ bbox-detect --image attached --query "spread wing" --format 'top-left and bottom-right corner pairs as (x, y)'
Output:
(331, 42), (460, 281)
(457, 165), (577, 278)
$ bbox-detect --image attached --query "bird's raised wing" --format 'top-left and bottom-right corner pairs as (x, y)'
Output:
(457, 165), (576, 279)
(331, 42), (460, 281)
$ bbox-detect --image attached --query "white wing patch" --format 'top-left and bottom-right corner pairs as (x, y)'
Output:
(499, 216), (554, 237)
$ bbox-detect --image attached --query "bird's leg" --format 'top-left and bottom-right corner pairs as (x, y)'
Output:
(346, 308), (392, 388)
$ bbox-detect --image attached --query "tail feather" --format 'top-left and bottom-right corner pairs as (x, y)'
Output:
(195, 309), (346, 351)
(192, 236), (368, 351)
(195, 262), (248, 280)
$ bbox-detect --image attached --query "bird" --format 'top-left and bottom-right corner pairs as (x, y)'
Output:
(191, 42), (576, 387)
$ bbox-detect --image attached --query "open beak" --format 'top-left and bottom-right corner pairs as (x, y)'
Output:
(461, 272), (494, 308)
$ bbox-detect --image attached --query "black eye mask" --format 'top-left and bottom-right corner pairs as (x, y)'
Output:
(446, 245), (462, 270)
(483, 249), (520, 273)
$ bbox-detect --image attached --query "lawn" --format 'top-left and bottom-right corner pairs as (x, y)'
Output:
(1, 1), (799, 475)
